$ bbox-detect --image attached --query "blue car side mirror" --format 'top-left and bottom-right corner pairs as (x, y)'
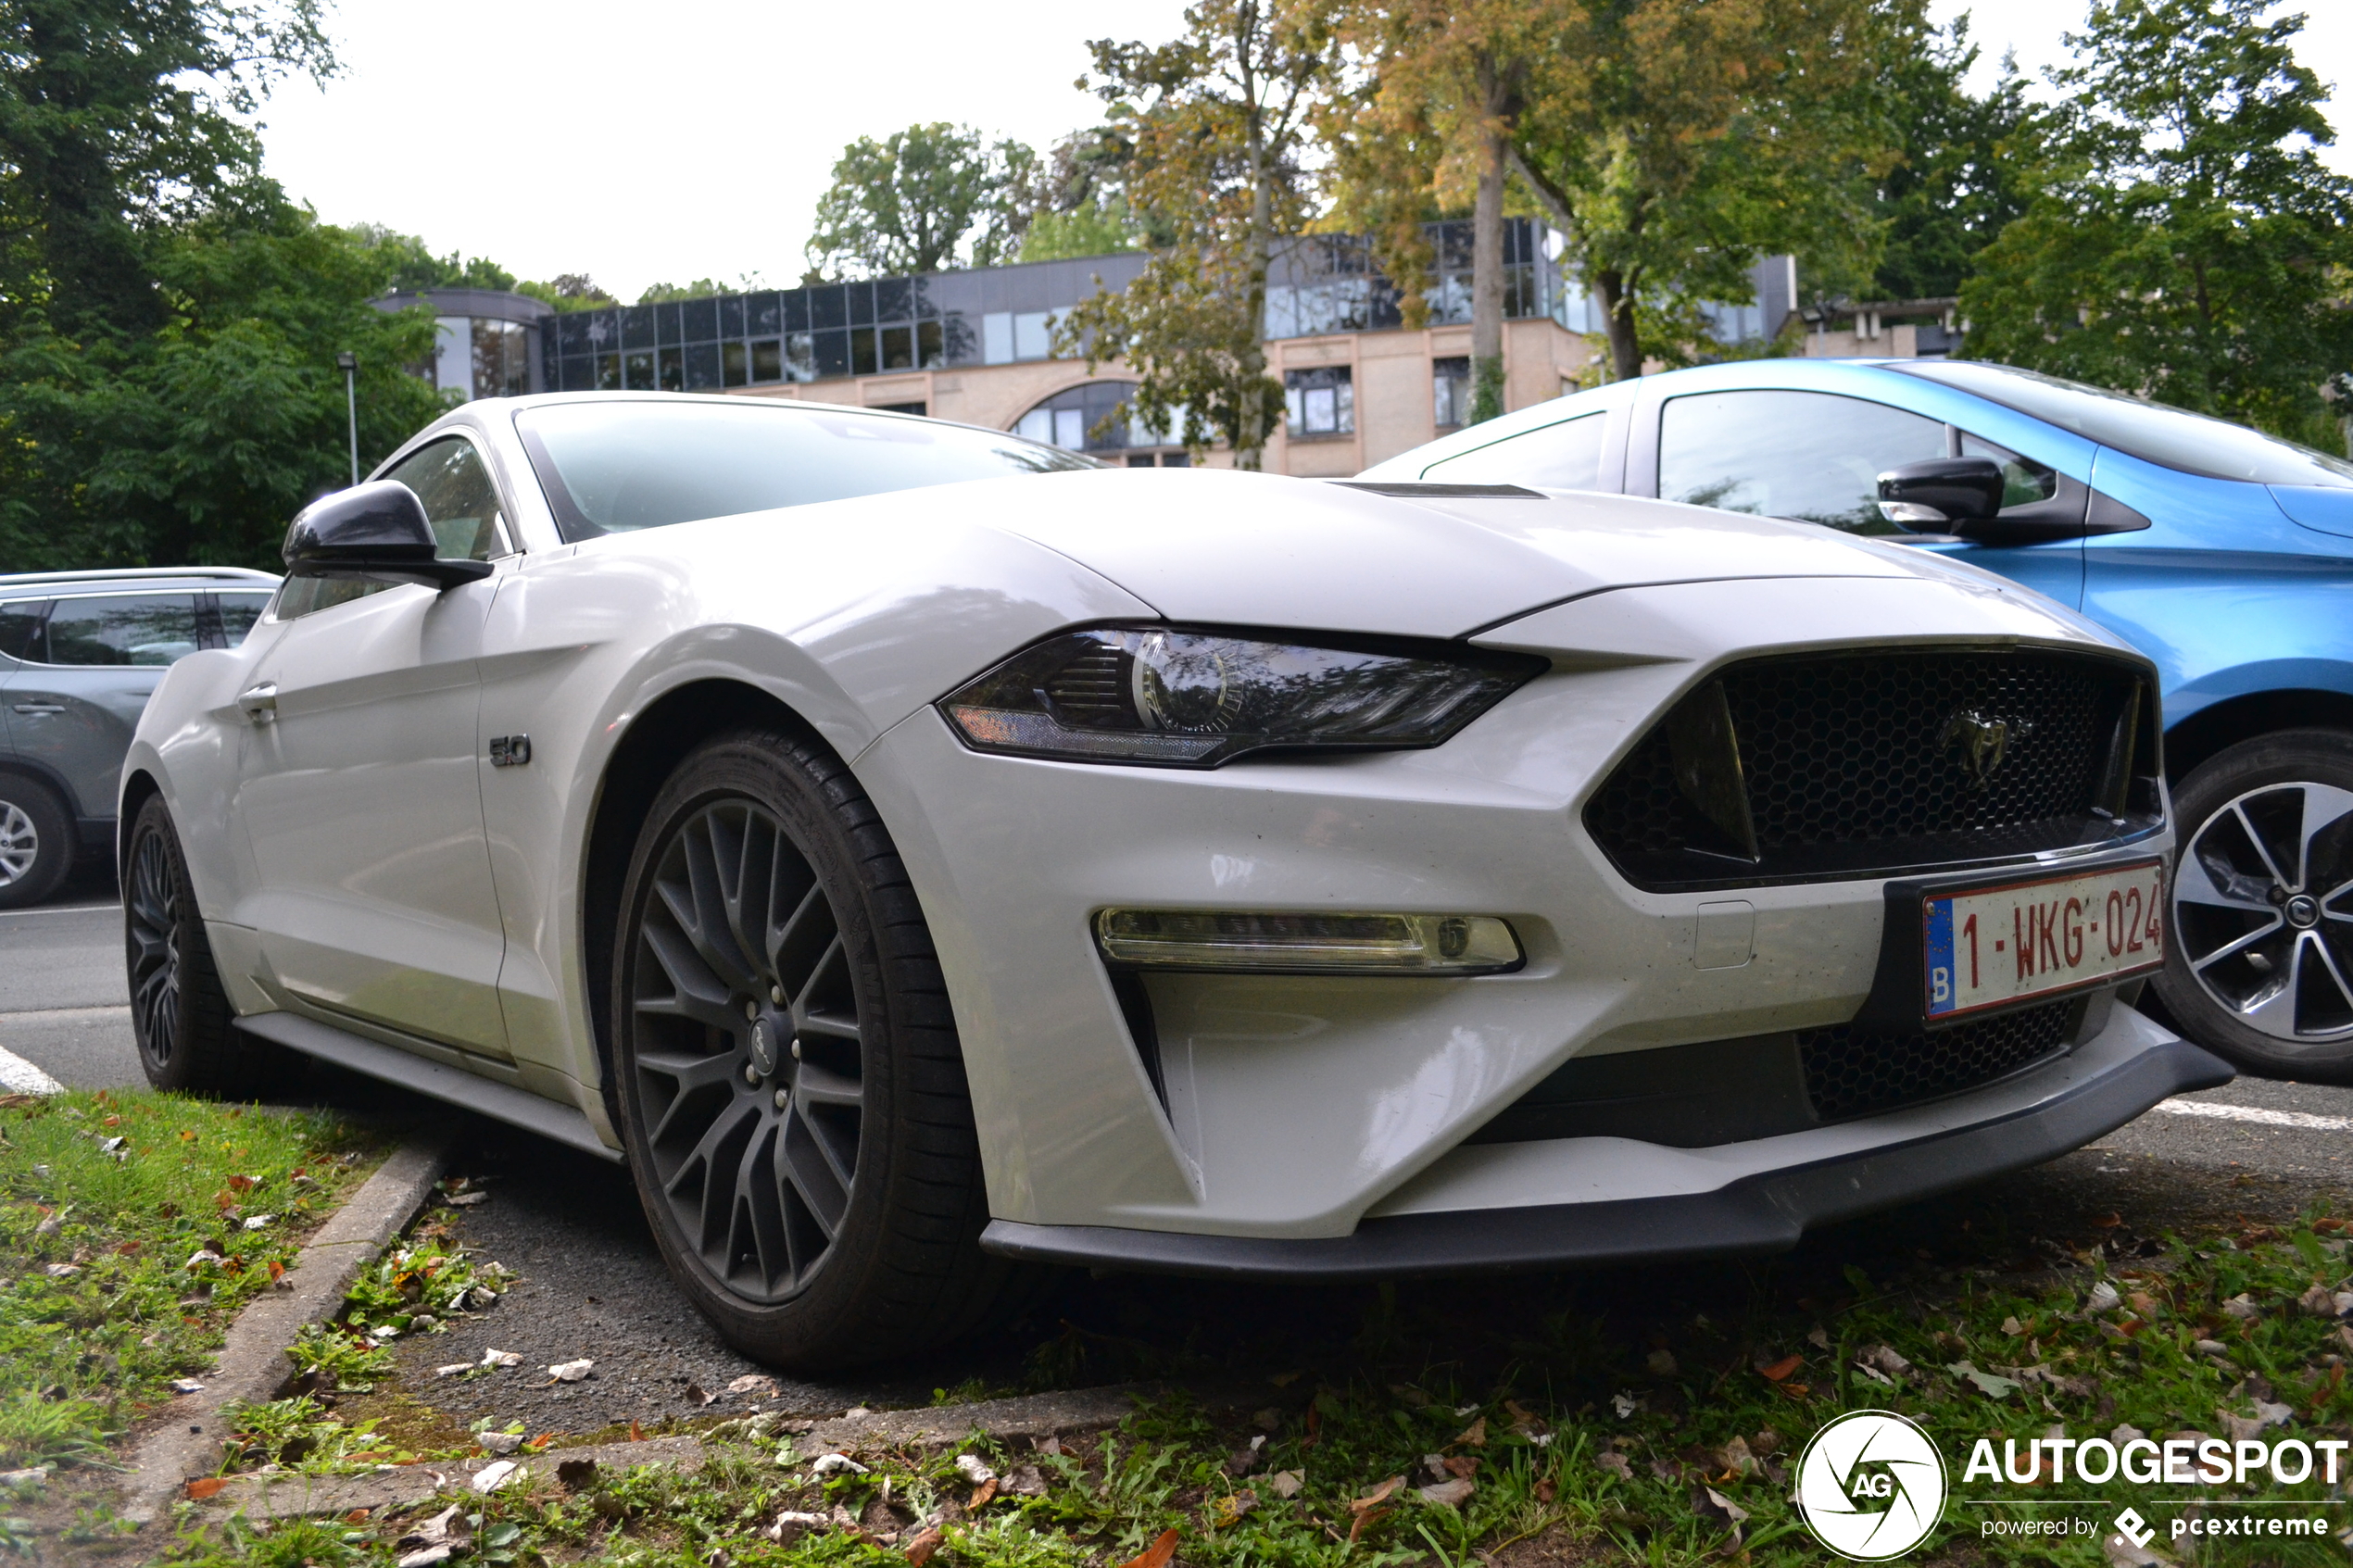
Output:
(282, 482), (493, 591)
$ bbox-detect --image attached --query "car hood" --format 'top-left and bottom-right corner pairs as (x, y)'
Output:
(984, 467), (1973, 639)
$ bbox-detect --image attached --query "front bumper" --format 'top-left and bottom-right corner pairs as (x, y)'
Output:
(980, 1007), (2229, 1278)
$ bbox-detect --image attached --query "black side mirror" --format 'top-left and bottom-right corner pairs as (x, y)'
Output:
(282, 481), (494, 590)
(1876, 458), (2006, 531)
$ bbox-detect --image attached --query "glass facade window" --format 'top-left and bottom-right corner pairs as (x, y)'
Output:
(723, 341), (749, 388)
(1013, 381), (1187, 458)
(750, 340), (782, 383)
(659, 347), (685, 392)
(625, 350), (655, 389)
(1285, 366), (1354, 438)
(1433, 356), (1471, 429)
(880, 324), (915, 371)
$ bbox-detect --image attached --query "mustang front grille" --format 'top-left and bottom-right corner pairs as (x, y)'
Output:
(1797, 997), (2075, 1123)
(1582, 648), (2160, 888)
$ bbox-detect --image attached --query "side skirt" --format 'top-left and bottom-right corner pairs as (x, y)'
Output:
(236, 1011), (623, 1163)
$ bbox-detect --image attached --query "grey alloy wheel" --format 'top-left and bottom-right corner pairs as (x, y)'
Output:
(628, 796), (867, 1302)
(2172, 779), (2353, 1042)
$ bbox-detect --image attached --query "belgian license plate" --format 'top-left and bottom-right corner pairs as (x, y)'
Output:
(1923, 859), (2166, 1021)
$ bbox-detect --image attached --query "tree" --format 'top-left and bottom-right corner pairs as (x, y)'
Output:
(1870, 18), (2040, 301)
(1057, 0), (1343, 469)
(0, 0), (335, 341)
(804, 123), (1038, 278)
(1502, 0), (1909, 380)
(515, 273), (618, 312)
(1959, 0), (2353, 447)
(346, 224), (517, 292)
(1342, 0), (1558, 421)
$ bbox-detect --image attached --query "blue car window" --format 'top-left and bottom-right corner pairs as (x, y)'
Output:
(1424, 412), (1606, 490)
(1894, 361), (2353, 488)
(1659, 390), (1946, 533)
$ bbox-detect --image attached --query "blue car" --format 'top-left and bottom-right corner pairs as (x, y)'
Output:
(1361, 358), (2353, 1079)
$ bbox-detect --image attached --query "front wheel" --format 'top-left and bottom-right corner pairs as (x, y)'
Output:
(2153, 729), (2353, 1079)
(610, 727), (1023, 1369)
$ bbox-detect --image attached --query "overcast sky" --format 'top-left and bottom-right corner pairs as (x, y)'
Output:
(253, 0), (2353, 302)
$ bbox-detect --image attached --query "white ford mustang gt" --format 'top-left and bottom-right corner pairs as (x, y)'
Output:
(123, 393), (2229, 1368)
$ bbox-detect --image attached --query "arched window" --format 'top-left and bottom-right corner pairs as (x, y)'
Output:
(1012, 381), (1189, 467)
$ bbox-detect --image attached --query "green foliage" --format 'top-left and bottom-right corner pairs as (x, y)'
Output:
(346, 224), (517, 293)
(1059, 0), (1343, 468)
(515, 273), (619, 312)
(806, 123), (1038, 279)
(339, 1227), (515, 1330)
(0, 1089), (371, 1471)
(1018, 197), (1142, 263)
(283, 1323), (394, 1392)
(1960, 0), (2353, 448)
(1870, 17), (2041, 301)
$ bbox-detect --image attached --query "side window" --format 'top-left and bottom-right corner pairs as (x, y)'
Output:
(386, 437), (510, 562)
(38, 596), (201, 666)
(213, 592), (273, 646)
(1659, 390), (1947, 533)
(1958, 431), (2061, 511)
(1426, 413), (1607, 490)
(277, 436), (510, 621)
(0, 600), (48, 660)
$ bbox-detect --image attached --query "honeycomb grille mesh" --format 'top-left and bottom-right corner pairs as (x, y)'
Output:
(1584, 650), (2140, 872)
(1797, 999), (2073, 1123)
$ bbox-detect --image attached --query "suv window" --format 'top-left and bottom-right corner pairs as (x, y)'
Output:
(1659, 390), (1947, 533)
(0, 600), (46, 660)
(214, 592), (271, 646)
(1426, 412), (1607, 490)
(277, 436), (508, 619)
(37, 595), (201, 666)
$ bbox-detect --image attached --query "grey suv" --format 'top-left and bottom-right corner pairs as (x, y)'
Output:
(0, 567), (280, 907)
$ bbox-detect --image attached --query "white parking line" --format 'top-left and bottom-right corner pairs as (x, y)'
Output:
(0, 1005), (131, 1025)
(0, 902), (120, 919)
(0, 1045), (63, 1096)
(2153, 1098), (2353, 1133)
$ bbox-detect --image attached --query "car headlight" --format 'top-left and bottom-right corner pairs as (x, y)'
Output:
(939, 626), (1545, 767)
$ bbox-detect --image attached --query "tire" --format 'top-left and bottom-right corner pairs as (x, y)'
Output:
(0, 772), (74, 910)
(610, 726), (1026, 1370)
(124, 795), (287, 1098)
(2153, 729), (2353, 1079)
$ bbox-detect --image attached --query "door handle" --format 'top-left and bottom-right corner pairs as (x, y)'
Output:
(236, 683), (278, 723)
(9, 703), (64, 715)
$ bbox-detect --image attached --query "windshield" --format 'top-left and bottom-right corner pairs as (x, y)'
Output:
(1891, 361), (2353, 489)
(513, 399), (1099, 541)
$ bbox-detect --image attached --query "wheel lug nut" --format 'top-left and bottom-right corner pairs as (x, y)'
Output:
(744, 999), (759, 1020)
(743, 1063), (761, 1086)
(790, 1039), (802, 1060)
(774, 1089), (788, 1110)
(771, 985), (785, 1005)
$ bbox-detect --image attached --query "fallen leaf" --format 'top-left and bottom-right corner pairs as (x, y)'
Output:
(1211, 1488), (1258, 1528)
(1691, 1484), (1750, 1528)
(686, 1384), (717, 1407)
(1947, 1361), (2021, 1399)
(812, 1453), (869, 1476)
(1346, 1508), (1389, 1546)
(184, 1477), (228, 1499)
(1756, 1354), (1803, 1383)
(903, 1526), (945, 1565)
(727, 1374), (778, 1398)
(1645, 1349), (1678, 1377)
(1534, 1476), (1557, 1504)
(548, 1358), (594, 1382)
(764, 1511), (827, 1545)
(2083, 1281), (2120, 1313)
(472, 1460), (522, 1493)
(1268, 1470), (1303, 1499)
(1594, 1451), (1633, 1481)
(1453, 1417), (1487, 1448)
(1806, 1325), (1831, 1350)
(1351, 1476), (1405, 1513)
(1121, 1527), (1181, 1568)
(2093, 1211), (2122, 1228)
(1418, 1477), (1474, 1507)
(2221, 1294), (2259, 1321)
(970, 1477), (1000, 1511)
(1004, 1465), (1048, 1496)
(956, 1454), (997, 1485)
(1441, 1455), (1480, 1479)
(481, 1348), (522, 1368)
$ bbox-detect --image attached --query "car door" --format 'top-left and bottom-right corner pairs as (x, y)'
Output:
(231, 435), (516, 1059)
(6, 591), (204, 823)
(1639, 383), (2087, 608)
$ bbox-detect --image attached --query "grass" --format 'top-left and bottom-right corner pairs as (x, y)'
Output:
(146, 1184), (2353, 1567)
(0, 1086), (377, 1474)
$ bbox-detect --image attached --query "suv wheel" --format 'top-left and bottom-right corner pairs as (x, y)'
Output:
(0, 774), (74, 909)
(2155, 730), (2353, 1078)
(610, 726), (1028, 1370)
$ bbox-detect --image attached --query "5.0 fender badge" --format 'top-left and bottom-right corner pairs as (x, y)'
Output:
(488, 734), (532, 768)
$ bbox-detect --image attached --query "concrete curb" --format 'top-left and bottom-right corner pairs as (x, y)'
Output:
(208, 1383), (1171, 1521)
(119, 1134), (451, 1526)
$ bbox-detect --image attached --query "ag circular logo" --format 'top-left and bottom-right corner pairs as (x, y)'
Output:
(1795, 1410), (1948, 1560)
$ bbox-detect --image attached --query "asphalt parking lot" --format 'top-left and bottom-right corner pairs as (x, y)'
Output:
(6, 881), (2351, 1434)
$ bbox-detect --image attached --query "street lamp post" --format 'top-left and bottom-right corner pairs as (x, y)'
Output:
(335, 352), (359, 485)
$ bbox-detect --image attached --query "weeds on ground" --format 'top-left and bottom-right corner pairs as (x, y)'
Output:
(0, 1088), (373, 1471)
(158, 1201), (2353, 1566)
